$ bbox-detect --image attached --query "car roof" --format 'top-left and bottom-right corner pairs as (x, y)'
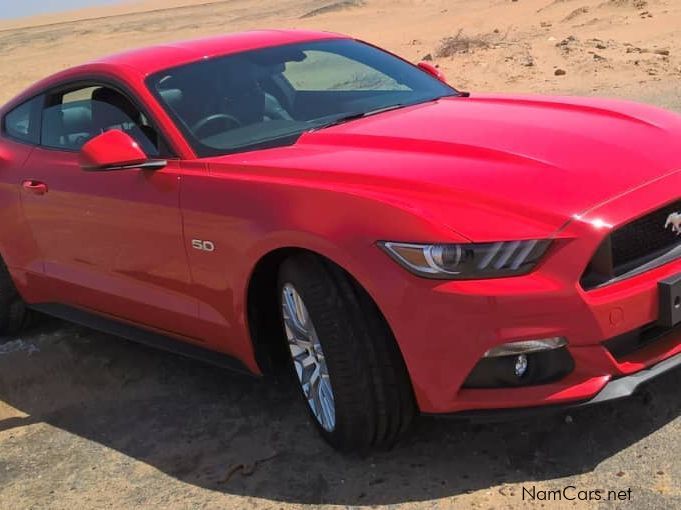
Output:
(1, 29), (348, 112)
(93, 29), (347, 76)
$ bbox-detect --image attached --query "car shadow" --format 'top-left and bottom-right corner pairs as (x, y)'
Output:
(0, 317), (679, 505)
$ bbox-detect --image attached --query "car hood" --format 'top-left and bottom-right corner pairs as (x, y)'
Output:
(211, 94), (681, 241)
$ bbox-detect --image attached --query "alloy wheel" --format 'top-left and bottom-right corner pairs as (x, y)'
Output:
(281, 283), (336, 432)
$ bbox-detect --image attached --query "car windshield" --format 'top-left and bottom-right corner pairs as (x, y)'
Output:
(147, 39), (458, 157)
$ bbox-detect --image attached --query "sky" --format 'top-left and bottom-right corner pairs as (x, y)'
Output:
(0, 0), (119, 19)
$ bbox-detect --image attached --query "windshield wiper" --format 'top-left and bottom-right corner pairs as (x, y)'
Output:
(310, 104), (407, 131)
(310, 93), (463, 132)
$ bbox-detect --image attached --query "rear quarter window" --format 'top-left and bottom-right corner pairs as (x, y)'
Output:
(3, 96), (42, 145)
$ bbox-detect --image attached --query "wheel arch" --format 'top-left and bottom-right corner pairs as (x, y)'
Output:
(245, 245), (410, 381)
(246, 246), (304, 374)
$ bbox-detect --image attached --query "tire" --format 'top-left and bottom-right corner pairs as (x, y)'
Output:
(278, 253), (416, 452)
(0, 258), (28, 337)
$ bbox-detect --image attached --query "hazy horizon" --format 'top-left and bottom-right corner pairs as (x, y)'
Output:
(0, 0), (119, 19)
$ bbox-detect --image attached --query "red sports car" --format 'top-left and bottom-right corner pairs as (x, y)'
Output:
(1, 30), (680, 452)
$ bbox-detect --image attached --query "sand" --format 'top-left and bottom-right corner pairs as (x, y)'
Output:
(0, 0), (679, 109)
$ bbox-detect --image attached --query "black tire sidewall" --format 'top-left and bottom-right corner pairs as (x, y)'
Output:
(277, 256), (374, 450)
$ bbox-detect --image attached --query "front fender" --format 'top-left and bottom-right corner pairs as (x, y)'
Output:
(180, 167), (467, 373)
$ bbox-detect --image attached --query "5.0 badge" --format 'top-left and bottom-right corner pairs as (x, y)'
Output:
(191, 239), (215, 252)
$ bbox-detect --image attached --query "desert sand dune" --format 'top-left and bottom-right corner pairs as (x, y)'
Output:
(0, 0), (679, 109)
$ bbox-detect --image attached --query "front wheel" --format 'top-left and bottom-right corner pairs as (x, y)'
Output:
(278, 254), (416, 452)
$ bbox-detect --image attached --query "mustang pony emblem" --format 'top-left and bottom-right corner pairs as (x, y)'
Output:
(665, 212), (681, 235)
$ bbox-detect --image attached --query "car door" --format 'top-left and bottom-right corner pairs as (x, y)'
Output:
(20, 81), (202, 339)
(0, 95), (49, 303)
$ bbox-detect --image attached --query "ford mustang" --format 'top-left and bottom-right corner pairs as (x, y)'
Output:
(1, 30), (680, 452)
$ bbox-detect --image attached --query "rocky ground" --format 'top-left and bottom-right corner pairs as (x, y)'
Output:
(0, 1), (680, 509)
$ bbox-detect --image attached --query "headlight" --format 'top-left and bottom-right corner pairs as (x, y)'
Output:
(379, 240), (551, 279)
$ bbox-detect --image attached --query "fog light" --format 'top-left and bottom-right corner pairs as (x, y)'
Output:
(514, 354), (528, 378)
(484, 337), (567, 358)
(463, 339), (574, 389)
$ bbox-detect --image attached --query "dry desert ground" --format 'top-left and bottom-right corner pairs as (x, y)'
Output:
(1, 0), (680, 108)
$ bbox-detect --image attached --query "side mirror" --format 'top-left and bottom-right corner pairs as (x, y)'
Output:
(79, 130), (166, 171)
(417, 61), (447, 83)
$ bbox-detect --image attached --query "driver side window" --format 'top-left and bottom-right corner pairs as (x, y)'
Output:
(40, 85), (161, 156)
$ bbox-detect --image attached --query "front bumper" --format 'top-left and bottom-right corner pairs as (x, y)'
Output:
(369, 194), (681, 414)
(439, 350), (681, 422)
(375, 241), (681, 413)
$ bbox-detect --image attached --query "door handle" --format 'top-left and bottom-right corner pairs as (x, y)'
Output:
(22, 180), (48, 195)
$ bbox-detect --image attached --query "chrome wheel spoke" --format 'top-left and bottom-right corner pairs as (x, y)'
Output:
(291, 346), (316, 384)
(318, 375), (335, 427)
(309, 373), (323, 422)
(282, 287), (310, 340)
(282, 283), (336, 432)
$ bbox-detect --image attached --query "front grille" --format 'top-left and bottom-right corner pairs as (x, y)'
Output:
(581, 200), (681, 290)
(612, 200), (681, 270)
